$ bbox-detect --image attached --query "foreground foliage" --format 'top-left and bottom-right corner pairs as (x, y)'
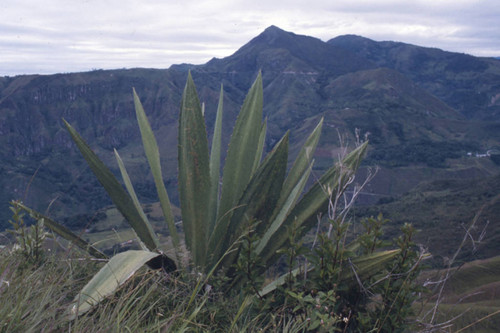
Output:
(7, 72), (432, 331)
(17, 73), (369, 311)
(2, 236), (498, 332)
(1, 213), (427, 332)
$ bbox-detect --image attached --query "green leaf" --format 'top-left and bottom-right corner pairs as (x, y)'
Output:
(178, 72), (211, 267)
(279, 118), (323, 209)
(260, 266), (301, 296)
(251, 118), (267, 175)
(260, 249), (399, 296)
(63, 119), (159, 251)
(343, 249), (400, 281)
(213, 132), (289, 270)
(255, 119), (323, 256)
(259, 142), (368, 266)
(69, 250), (160, 318)
(237, 132), (288, 236)
(133, 89), (180, 255)
(208, 85), (224, 236)
(216, 72), (263, 232)
(114, 149), (154, 251)
(255, 159), (312, 255)
(15, 202), (107, 259)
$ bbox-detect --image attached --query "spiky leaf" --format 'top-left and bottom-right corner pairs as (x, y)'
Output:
(114, 149), (153, 251)
(260, 249), (400, 296)
(178, 72), (211, 267)
(69, 250), (160, 318)
(255, 160), (312, 255)
(255, 118), (323, 255)
(259, 142), (368, 266)
(15, 202), (107, 259)
(213, 132), (289, 270)
(279, 118), (323, 208)
(63, 119), (159, 251)
(251, 118), (267, 175)
(208, 85), (224, 236)
(343, 249), (400, 281)
(133, 90), (180, 254)
(216, 73), (263, 232)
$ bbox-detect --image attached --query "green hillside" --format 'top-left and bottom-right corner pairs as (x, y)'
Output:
(417, 256), (500, 332)
(355, 172), (500, 261)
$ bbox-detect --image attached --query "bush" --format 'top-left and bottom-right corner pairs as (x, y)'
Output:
(256, 215), (425, 332)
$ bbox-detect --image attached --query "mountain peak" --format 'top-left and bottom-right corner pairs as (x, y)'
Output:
(205, 25), (375, 82)
(260, 25), (288, 37)
(253, 25), (295, 45)
(263, 25), (285, 33)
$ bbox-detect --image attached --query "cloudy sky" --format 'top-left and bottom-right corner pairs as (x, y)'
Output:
(1, 0), (499, 76)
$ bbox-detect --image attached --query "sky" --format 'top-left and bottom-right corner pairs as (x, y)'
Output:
(1, 0), (500, 76)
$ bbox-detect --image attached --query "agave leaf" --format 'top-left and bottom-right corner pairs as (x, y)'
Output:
(345, 240), (361, 253)
(251, 118), (267, 175)
(69, 250), (160, 319)
(213, 132), (289, 270)
(260, 249), (399, 296)
(255, 159), (312, 255)
(289, 141), (368, 237)
(279, 118), (323, 209)
(63, 119), (159, 251)
(241, 132), (288, 236)
(255, 118), (323, 255)
(343, 249), (400, 281)
(132, 90), (180, 254)
(260, 266), (302, 296)
(207, 85), (224, 236)
(259, 142), (369, 266)
(178, 72), (212, 267)
(15, 202), (107, 259)
(216, 73), (263, 233)
(114, 149), (153, 251)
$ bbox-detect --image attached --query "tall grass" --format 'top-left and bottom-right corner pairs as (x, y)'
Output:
(0, 245), (307, 332)
(0, 249), (98, 332)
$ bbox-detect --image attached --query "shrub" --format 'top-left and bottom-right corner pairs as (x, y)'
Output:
(257, 214), (425, 332)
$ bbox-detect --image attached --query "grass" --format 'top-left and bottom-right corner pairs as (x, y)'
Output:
(442, 256), (500, 296)
(0, 243), (304, 332)
(0, 249), (100, 332)
(3, 245), (498, 332)
(417, 302), (500, 333)
(416, 256), (500, 332)
(1, 200), (497, 332)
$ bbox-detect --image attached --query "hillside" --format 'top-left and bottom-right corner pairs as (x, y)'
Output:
(329, 34), (500, 120)
(356, 173), (500, 261)
(1, 25), (500, 261)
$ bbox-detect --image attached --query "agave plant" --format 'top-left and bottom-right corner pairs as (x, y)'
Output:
(18, 72), (373, 317)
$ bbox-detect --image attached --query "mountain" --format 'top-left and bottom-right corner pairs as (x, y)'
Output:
(328, 35), (500, 120)
(1, 26), (500, 260)
(204, 26), (375, 85)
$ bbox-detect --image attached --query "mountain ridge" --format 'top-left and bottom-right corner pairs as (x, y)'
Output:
(328, 34), (500, 120)
(1, 26), (499, 258)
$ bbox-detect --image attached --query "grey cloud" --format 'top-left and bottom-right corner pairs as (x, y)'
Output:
(1, 0), (499, 76)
